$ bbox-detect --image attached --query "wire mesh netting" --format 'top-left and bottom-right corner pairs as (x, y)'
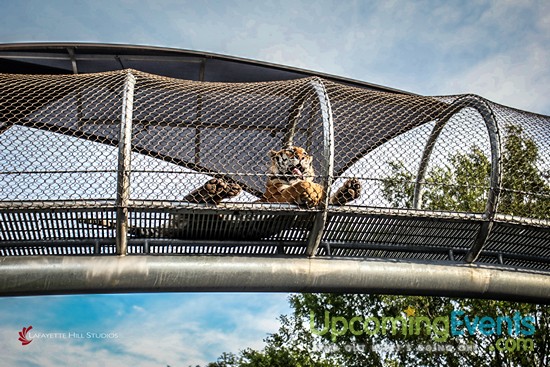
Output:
(0, 69), (548, 269)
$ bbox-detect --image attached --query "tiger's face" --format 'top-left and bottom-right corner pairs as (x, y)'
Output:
(268, 146), (315, 184)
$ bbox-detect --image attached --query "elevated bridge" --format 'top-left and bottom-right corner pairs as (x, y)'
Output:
(0, 44), (549, 303)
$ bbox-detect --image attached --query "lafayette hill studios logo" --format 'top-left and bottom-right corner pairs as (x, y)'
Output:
(18, 325), (119, 345)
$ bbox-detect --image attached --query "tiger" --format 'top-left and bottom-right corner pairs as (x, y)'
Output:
(261, 146), (361, 207)
(80, 146), (360, 237)
(189, 146), (361, 207)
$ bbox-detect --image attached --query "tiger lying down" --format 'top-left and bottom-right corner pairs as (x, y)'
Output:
(82, 146), (361, 238)
(188, 146), (362, 207)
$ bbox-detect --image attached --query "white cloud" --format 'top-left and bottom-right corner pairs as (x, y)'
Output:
(107, 293), (290, 366)
(332, 0), (550, 115)
(442, 41), (550, 114)
(132, 305), (146, 313)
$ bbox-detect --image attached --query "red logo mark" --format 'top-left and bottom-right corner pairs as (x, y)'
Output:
(18, 326), (33, 346)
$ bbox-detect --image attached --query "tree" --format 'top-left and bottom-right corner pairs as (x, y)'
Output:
(286, 293), (549, 367)
(206, 337), (338, 367)
(206, 352), (239, 367)
(382, 146), (490, 213)
(499, 126), (550, 218)
(382, 125), (550, 217)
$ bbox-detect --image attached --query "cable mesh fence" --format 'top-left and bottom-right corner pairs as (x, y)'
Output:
(0, 69), (548, 267)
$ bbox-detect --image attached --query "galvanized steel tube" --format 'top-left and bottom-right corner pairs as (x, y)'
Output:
(0, 256), (548, 304)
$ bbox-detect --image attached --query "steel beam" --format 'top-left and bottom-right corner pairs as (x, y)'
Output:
(413, 95), (501, 213)
(0, 256), (548, 304)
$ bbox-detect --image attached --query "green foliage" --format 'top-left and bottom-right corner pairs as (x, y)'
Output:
(238, 345), (338, 367)
(206, 315), (339, 367)
(382, 125), (550, 217)
(382, 161), (416, 208)
(208, 293), (548, 367)
(382, 146), (491, 212)
(284, 294), (549, 367)
(206, 352), (239, 367)
(499, 126), (550, 218)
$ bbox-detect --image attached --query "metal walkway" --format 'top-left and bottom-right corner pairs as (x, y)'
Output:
(0, 44), (548, 303)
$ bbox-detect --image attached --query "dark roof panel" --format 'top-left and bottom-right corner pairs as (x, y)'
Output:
(0, 42), (410, 93)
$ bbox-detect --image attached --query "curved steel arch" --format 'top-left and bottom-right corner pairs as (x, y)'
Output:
(306, 78), (335, 257)
(412, 95), (502, 263)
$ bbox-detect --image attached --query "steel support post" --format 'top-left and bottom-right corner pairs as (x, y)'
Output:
(115, 71), (136, 256)
(306, 78), (334, 257)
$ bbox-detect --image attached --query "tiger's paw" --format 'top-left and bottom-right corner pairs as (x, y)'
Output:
(185, 178), (242, 205)
(300, 194), (320, 208)
(296, 182), (323, 208)
(225, 182), (242, 198)
(330, 178), (361, 205)
(203, 178), (229, 196)
(203, 178), (242, 204)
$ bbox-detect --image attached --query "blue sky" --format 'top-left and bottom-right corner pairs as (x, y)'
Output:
(1, 0), (549, 365)
(3, 293), (290, 366)
(1, 0), (550, 114)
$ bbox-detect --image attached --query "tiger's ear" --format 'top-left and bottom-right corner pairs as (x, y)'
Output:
(268, 150), (278, 159)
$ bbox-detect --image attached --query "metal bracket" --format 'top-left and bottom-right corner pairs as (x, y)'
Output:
(66, 47), (78, 74)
